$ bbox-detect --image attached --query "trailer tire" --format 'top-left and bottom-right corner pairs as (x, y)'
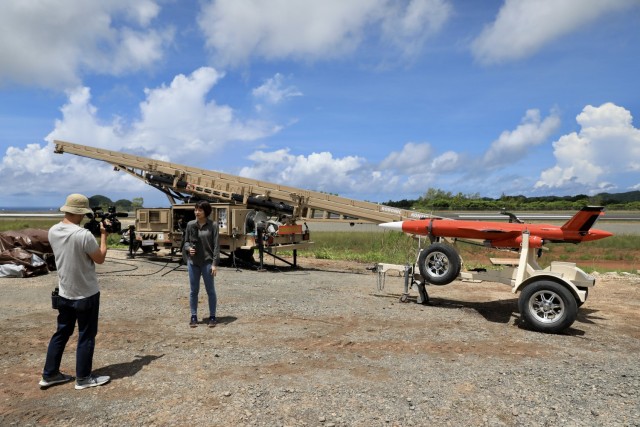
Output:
(417, 243), (461, 285)
(518, 280), (578, 333)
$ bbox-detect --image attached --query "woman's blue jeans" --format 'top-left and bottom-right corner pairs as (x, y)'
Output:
(188, 261), (217, 317)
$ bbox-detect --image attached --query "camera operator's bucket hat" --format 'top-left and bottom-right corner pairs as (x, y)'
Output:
(60, 193), (93, 215)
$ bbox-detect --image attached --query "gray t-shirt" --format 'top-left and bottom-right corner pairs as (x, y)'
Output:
(183, 219), (220, 267)
(48, 222), (100, 300)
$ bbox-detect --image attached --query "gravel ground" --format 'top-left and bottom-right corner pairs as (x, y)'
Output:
(1, 249), (639, 427)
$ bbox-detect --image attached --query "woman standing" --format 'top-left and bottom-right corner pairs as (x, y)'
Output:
(183, 201), (220, 327)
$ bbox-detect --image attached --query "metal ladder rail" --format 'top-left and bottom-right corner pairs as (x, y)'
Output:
(53, 140), (436, 224)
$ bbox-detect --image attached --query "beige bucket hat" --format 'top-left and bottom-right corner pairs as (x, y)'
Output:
(60, 193), (93, 215)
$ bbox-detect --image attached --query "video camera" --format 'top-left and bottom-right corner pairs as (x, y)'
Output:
(84, 206), (128, 236)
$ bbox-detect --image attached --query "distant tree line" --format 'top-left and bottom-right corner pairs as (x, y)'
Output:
(87, 189), (640, 214)
(89, 195), (143, 212)
(385, 188), (640, 211)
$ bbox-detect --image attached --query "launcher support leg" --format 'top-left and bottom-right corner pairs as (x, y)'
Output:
(127, 225), (136, 259)
(415, 281), (429, 305)
(400, 265), (412, 303)
(257, 228), (265, 272)
(231, 250), (241, 272)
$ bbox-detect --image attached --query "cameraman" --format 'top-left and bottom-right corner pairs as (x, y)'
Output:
(39, 194), (111, 390)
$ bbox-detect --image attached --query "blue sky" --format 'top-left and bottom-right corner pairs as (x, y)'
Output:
(1, 0), (639, 208)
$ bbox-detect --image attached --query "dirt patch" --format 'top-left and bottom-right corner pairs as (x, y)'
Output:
(1, 251), (639, 426)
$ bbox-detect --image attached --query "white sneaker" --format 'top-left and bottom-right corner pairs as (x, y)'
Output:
(75, 374), (110, 390)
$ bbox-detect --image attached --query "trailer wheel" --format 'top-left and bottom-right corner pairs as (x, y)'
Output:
(417, 243), (461, 285)
(518, 280), (578, 333)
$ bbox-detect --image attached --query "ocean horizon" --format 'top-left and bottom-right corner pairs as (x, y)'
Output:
(0, 207), (59, 213)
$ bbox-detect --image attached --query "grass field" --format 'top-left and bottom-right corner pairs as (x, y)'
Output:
(298, 231), (640, 274)
(2, 218), (638, 273)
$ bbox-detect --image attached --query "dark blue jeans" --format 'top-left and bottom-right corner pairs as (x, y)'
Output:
(188, 261), (216, 317)
(43, 292), (100, 379)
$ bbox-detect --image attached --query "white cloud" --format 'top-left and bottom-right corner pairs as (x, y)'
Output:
(0, 68), (282, 200)
(482, 109), (560, 169)
(238, 142), (459, 199)
(430, 151), (461, 173)
(381, 0), (452, 57)
(471, 0), (636, 65)
(0, 0), (172, 89)
(239, 149), (368, 193)
(536, 103), (640, 191)
(380, 142), (432, 173)
(234, 108), (566, 199)
(198, 0), (452, 66)
(126, 0), (162, 26)
(128, 67), (280, 158)
(0, 142), (147, 200)
(252, 73), (303, 109)
(48, 87), (128, 150)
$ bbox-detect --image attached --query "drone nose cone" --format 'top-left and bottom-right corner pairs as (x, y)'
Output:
(379, 221), (404, 231)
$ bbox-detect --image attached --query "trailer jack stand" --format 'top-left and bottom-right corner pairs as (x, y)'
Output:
(374, 263), (428, 304)
(401, 265), (428, 305)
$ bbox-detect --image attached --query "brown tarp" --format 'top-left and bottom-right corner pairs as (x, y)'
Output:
(0, 228), (54, 277)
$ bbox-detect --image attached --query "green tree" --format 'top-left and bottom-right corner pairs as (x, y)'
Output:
(420, 188), (452, 201)
(132, 197), (144, 209)
(114, 199), (133, 211)
(89, 195), (113, 209)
